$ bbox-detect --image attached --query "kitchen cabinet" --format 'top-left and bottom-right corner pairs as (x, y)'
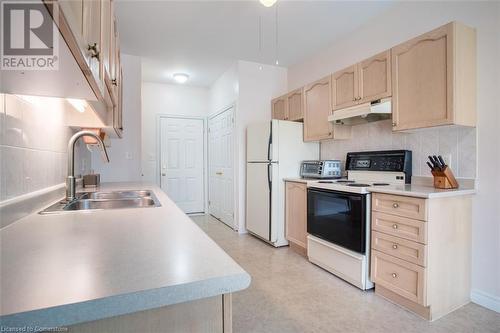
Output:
(54, 0), (123, 137)
(359, 50), (391, 103)
(285, 181), (308, 256)
(271, 95), (287, 120)
(286, 88), (304, 121)
(303, 76), (351, 141)
(370, 193), (472, 321)
(391, 22), (476, 131)
(331, 65), (358, 110)
(332, 50), (391, 111)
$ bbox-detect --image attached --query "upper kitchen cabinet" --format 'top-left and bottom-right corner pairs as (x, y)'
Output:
(331, 65), (358, 111)
(55, 0), (123, 136)
(332, 50), (391, 111)
(391, 22), (476, 131)
(304, 76), (351, 141)
(271, 95), (287, 120)
(286, 88), (304, 121)
(358, 50), (391, 103)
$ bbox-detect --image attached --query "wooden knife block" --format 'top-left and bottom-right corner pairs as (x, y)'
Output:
(431, 167), (459, 189)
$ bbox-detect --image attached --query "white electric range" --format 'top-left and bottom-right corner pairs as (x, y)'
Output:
(306, 150), (412, 290)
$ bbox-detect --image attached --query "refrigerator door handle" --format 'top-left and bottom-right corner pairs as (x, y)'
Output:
(267, 162), (272, 241)
(267, 121), (273, 161)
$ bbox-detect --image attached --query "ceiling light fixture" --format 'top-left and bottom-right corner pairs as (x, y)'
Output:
(260, 0), (277, 7)
(173, 73), (189, 84)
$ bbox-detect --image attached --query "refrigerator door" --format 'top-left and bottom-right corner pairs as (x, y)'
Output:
(247, 121), (278, 162)
(246, 162), (277, 241)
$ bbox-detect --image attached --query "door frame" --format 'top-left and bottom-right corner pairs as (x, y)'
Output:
(156, 114), (207, 214)
(207, 104), (237, 230)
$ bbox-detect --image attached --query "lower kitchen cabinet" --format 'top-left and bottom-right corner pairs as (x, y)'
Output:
(285, 181), (308, 256)
(370, 193), (472, 321)
(68, 294), (232, 333)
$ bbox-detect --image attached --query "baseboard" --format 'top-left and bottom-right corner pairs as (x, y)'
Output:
(471, 289), (500, 313)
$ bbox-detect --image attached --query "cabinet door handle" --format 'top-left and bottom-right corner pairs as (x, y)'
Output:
(392, 224), (398, 229)
(392, 122), (397, 127)
(392, 244), (398, 249)
(393, 202), (399, 208)
(88, 43), (100, 60)
(392, 273), (398, 278)
(216, 172), (223, 175)
(111, 79), (118, 86)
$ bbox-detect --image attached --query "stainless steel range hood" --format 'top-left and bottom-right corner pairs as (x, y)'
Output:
(328, 98), (392, 126)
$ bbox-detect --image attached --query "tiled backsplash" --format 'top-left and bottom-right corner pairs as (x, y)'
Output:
(0, 94), (92, 202)
(321, 120), (477, 178)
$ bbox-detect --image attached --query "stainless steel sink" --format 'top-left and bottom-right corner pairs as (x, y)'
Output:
(64, 197), (157, 210)
(79, 190), (152, 200)
(39, 190), (161, 214)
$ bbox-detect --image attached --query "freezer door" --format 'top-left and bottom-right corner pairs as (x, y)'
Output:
(246, 162), (276, 241)
(247, 121), (275, 162)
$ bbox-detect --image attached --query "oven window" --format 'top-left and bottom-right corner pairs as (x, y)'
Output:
(307, 189), (366, 253)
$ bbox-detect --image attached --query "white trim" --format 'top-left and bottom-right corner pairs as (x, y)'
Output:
(208, 104), (238, 231)
(471, 289), (500, 313)
(156, 114), (207, 214)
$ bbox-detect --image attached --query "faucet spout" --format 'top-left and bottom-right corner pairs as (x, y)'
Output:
(66, 130), (109, 201)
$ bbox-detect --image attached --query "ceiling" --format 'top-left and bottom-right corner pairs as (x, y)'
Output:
(115, 1), (394, 87)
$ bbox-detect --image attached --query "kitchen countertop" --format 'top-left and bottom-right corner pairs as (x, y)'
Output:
(0, 182), (251, 329)
(283, 177), (476, 198)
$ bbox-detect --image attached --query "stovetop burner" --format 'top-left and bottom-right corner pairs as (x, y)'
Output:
(347, 183), (371, 187)
(372, 183), (390, 186)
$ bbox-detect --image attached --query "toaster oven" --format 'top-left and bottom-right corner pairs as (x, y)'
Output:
(300, 160), (341, 179)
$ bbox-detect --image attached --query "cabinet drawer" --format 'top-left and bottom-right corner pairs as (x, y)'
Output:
(372, 211), (427, 244)
(371, 250), (427, 305)
(372, 193), (427, 221)
(372, 231), (427, 266)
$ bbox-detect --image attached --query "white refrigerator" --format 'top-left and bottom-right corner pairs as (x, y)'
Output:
(246, 120), (319, 247)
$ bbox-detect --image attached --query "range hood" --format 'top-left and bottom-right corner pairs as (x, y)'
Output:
(328, 98), (392, 126)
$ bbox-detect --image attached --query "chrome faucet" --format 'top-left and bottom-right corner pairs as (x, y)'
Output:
(66, 130), (109, 201)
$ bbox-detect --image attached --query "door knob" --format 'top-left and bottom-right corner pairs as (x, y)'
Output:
(161, 173), (166, 176)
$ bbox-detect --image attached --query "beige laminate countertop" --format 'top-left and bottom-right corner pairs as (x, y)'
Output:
(0, 182), (250, 328)
(283, 178), (476, 198)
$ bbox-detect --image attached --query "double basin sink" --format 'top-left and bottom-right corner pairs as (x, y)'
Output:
(40, 190), (161, 214)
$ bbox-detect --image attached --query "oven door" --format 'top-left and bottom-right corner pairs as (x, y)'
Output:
(307, 188), (367, 254)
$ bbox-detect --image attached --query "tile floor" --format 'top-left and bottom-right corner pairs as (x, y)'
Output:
(191, 215), (500, 333)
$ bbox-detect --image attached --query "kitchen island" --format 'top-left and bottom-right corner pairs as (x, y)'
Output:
(0, 182), (250, 332)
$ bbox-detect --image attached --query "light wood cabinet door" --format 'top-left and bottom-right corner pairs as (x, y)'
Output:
(285, 182), (307, 251)
(332, 65), (359, 111)
(303, 76), (333, 141)
(82, 0), (102, 85)
(287, 88), (303, 121)
(359, 50), (392, 103)
(391, 22), (476, 131)
(271, 96), (287, 120)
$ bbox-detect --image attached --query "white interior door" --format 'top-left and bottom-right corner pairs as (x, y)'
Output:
(160, 117), (204, 214)
(208, 107), (234, 228)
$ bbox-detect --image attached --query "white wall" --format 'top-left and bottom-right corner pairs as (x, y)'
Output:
(288, 1), (500, 311)
(141, 81), (209, 182)
(209, 61), (287, 232)
(92, 54), (142, 181)
(209, 62), (238, 114)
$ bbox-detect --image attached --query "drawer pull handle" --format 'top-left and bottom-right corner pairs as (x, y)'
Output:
(393, 202), (399, 208)
(392, 244), (398, 249)
(392, 273), (398, 278)
(392, 224), (398, 229)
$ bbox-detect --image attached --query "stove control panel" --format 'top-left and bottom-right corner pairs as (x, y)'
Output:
(346, 150), (412, 183)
